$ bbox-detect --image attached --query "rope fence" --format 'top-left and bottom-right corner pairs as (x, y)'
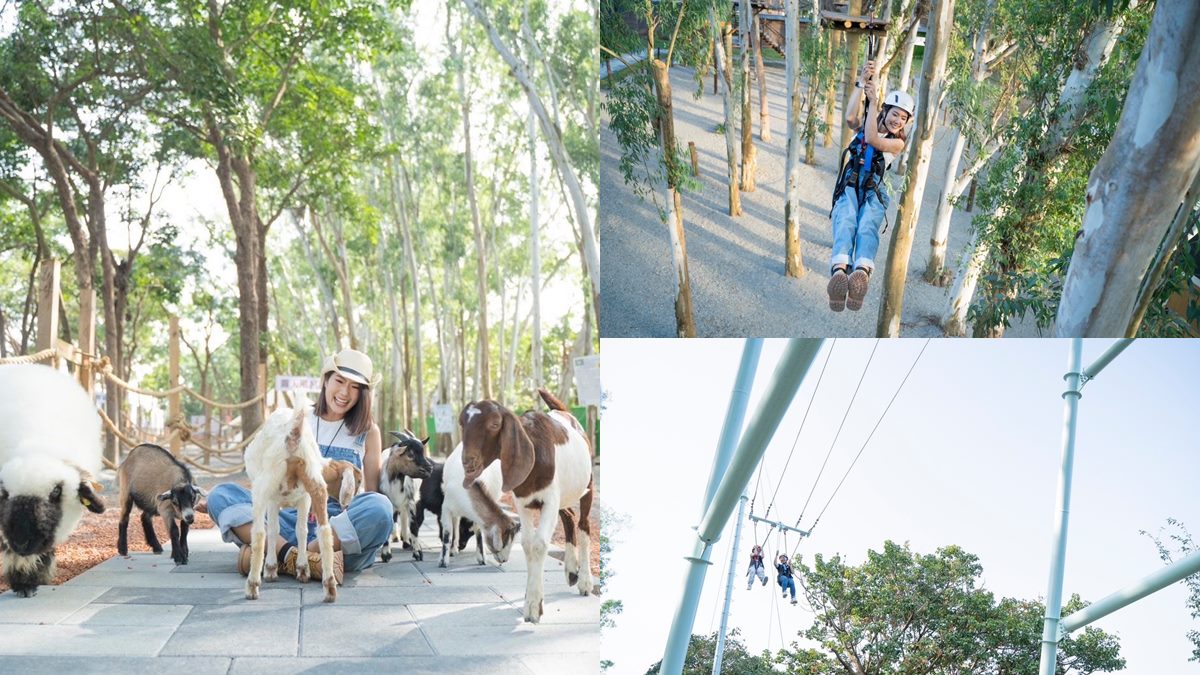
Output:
(1, 340), (270, 477)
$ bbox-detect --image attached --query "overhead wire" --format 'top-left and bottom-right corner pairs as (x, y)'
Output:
(806, 339), (932, 534)
(762, 340), (837, 523)
(796, 340), (880, 527)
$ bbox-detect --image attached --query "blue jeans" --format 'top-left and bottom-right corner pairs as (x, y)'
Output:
(831, 183), (890, 273)
(778, 574), (796, 599)
(206, 483), (392, 572)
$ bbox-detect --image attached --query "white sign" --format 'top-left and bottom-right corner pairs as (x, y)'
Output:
(433, 404), (457, 434)
(573, 355), (601, 407)
(276, 375), (321, 393)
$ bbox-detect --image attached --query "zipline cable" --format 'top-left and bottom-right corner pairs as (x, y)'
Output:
(797, 340), (880, 527)
(807, 339), (932, 534)
(762, 340), (837, 523)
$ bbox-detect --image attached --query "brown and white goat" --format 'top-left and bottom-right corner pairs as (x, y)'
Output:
(243, 406), (338, 602)
(460, 389), (594, 623)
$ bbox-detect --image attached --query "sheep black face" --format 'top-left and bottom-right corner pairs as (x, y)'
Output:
(0, 456), (105, 597)
(386, 431), (434, 480)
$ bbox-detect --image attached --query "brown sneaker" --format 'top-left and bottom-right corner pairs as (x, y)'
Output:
(846, 268), (871, 311)
(237, 544), (253, 576)
(827, 270), (849, 312)
(279, 546), (344, 585)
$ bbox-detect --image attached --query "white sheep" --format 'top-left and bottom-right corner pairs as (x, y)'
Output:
(0, 364), (106, 597)
(440, 442), (516, 567)
(243, 406), (338, 603)
(459, 389), (594, 623)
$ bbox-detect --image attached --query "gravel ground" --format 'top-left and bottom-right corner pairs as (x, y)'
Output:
(601, 63), (1040, 337)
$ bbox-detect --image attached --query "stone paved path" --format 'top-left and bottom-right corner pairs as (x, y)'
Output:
(0, 521), (599, 673)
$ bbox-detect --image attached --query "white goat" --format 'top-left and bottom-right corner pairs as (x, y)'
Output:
(459, 389), (594, 623)
(0, 364), (106, 597)
(243, 406), (338, 602)
(440, 442), (515, 567)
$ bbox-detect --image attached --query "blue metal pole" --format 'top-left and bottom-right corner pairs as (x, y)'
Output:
(1082, 338), (1135, 380)
(1038, 338), (1084, 675)
(695, 340), (825, 542)
(1061, 547), (1200, 635)
(701, 339), (764, 511)
(661, 339), (824, 675)
(712, 493), (749, 675)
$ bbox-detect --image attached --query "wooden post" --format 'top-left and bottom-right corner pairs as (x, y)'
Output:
(36, 258), (60, 367)
(689, 141), (700, 176)
(258, 362), (268, 426)
(587, 405), (598, 463)
(169, 315), (181, 457)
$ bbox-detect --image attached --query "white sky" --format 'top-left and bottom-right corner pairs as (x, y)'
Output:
(601, 338), (1200, 674)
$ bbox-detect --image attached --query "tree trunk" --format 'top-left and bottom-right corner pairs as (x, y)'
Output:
(1057, 0), (1200, 336)
(840, 0), (865, 151)
(528, 105), (542, 394)
(310, 208), (356, 349)
(924, 126), (967, 282)
(293, 208), (341, 349)
(876, 0), (955, 337)
(824, 31), (840, 147)
(456, 29), (491, 401)
(943, 222), (993, 336)
(897, 21), (919, 93)
(739, 0), (758, 192)
(753, 11), (771, 142)
(784, 0), (806, 278)
(711, 10), (742, 216)
(462, 0), (600, 325)
(397, 170), (425, 434)
(650, 59), (698, 337)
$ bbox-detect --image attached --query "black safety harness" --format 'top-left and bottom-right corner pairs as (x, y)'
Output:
(829, 33), (894, 235)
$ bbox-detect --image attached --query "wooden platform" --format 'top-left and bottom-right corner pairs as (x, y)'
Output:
(819, 10), (890, 33)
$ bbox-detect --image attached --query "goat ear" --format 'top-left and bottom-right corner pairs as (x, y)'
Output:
(499, 409), (535, 493)
(79, 481), (107, 513)
(193, 485), (206, 498)
(157, 490), (172, 501)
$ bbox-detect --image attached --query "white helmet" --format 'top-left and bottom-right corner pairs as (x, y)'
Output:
(884, 90), (915, 117)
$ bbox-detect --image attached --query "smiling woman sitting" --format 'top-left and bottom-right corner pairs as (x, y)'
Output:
(201, 348), (392, 582)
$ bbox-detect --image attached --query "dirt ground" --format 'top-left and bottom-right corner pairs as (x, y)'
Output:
(1, 468), (601, 594)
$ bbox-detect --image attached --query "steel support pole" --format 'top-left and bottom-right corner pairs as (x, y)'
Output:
(712, 493), (749, 675)
(696, 340), (825, 541)
(1038, 338), (1084, 675)
(1083, 338), (1135, 380)
(701, 340), (764, 511)
(1061, 547), (1200, 636)
(661, 339), (824, 675)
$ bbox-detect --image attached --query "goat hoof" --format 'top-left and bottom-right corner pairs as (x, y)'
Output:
(413, 550), (423, 561)
(438, 560), (447, 568)
(246, 582), (260, 600)
(323, 578), (337, 603)
(380, 550), (392, 563)
(296, 566), (310, 583)
(568, 572), (578, 586)
(151, 548), (163, 555)
(265, 565), (278, 582)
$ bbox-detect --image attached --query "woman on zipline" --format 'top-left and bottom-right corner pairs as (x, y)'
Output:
(746, 544), (767, 589)
(827, 59), (915, 312)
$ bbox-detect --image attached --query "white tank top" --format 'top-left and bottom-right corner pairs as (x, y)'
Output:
(308, 410), (366, 470)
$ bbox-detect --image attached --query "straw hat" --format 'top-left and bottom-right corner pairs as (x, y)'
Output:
(321, 349), (381, 387)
